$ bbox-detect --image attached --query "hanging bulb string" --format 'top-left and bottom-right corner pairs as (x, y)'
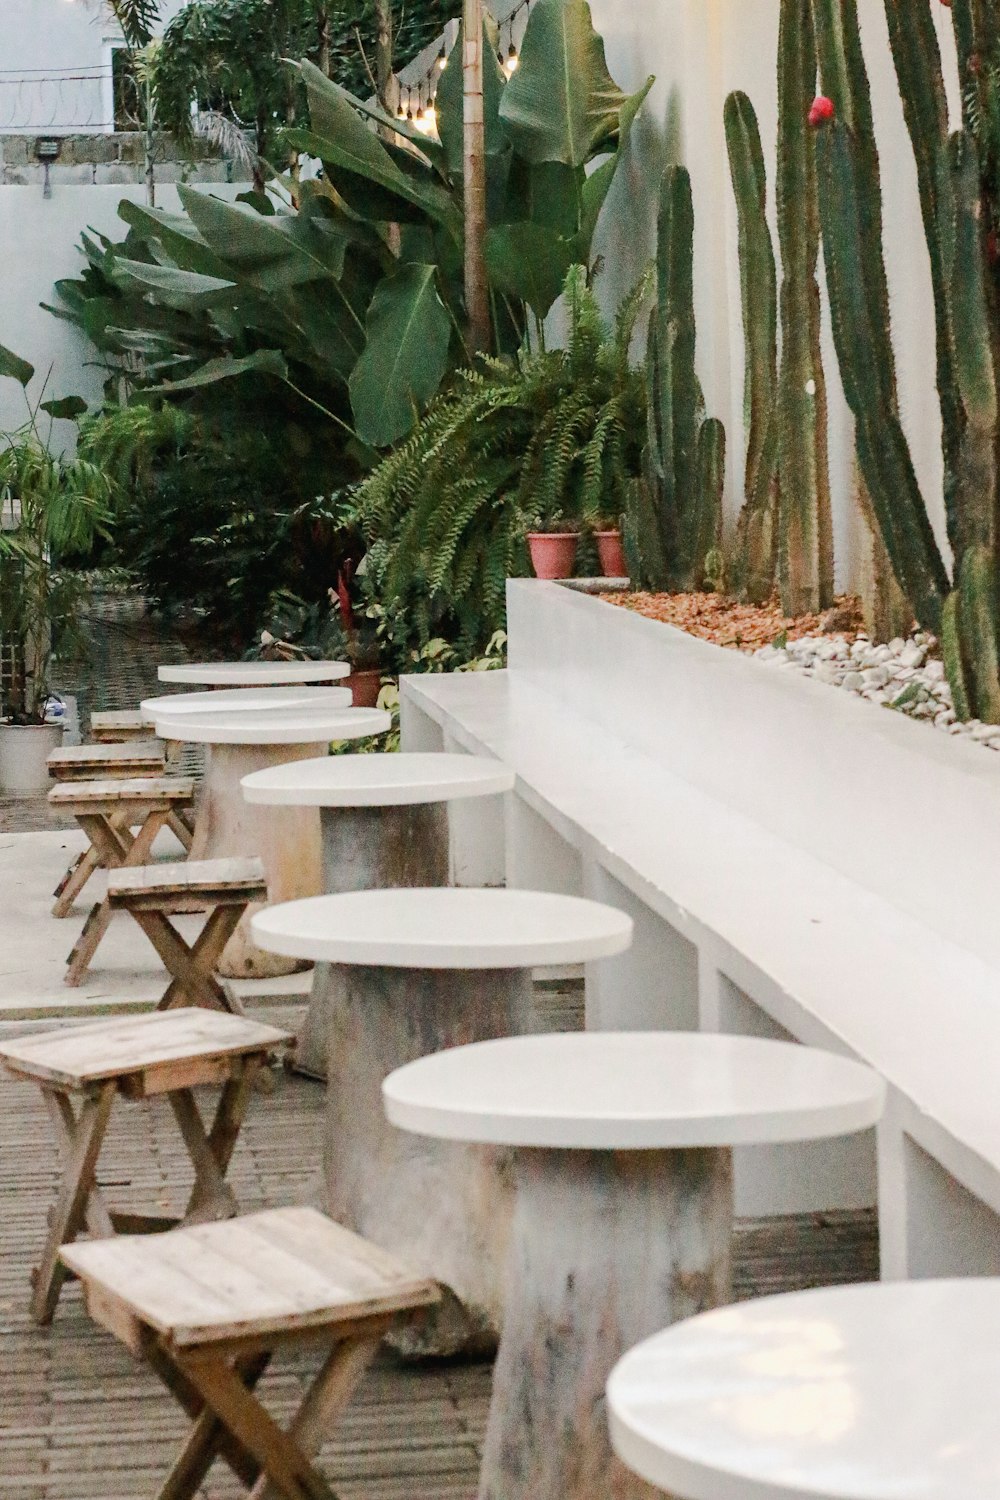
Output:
(397, 0), (535, 110)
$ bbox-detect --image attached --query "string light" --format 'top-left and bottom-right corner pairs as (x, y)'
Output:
(392, 0), (535, 141)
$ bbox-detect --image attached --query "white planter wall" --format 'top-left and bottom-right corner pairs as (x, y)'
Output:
(0, 182), (245, 449)
(589, 0), (960, 590)
(401, 581), (1000, 1266)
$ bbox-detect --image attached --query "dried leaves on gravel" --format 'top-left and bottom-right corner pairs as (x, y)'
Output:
(604, 591), (865, 653)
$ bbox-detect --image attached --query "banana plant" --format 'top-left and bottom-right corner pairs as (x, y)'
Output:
(57, 0), (653, 455)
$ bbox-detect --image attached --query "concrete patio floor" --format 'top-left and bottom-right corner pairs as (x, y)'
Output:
(0, 828), (310, 1019)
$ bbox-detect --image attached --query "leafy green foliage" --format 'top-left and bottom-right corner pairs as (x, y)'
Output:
(79, 403), (358, 646)
(0, 436), (111, 721)
(358, 265), (649, 656)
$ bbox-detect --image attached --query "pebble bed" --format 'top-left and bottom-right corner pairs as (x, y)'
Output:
(754, 631), (1000, 750)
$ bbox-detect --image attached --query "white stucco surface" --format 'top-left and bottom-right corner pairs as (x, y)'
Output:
(589, 0), (959, 591)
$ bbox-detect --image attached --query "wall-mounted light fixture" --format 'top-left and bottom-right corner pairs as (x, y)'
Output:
(34, 137), (62, 199)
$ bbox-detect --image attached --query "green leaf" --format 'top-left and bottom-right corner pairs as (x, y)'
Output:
(142, 349), (289, 395)
(40, 396), (88, 420)
(112, 258), (237, 304)
(349, 264), (451, 448)
(579, 75), (654, 243)
(0, 344), (34, 386)
(178, 186), (351, 289)
(500, 0), (651, 168)
(291, 62), (460, 235)
(437, 20), (509, 179)
(485, 221), (581, 317)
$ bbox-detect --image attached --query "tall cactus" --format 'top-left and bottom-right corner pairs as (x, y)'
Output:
(627, 165), (725, 591)
(725, 91), (779, 605)
(775, 0), (833, 615)
(811, 0), (1000, 720)
(726, 0), (834, 615)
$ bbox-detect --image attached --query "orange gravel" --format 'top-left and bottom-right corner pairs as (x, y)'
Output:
(604, 591), (866, 653)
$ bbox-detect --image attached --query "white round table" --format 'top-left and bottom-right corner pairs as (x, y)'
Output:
(242, 754), (516, 1077)
(607, 1279), (1000, 1500)
(140, 686), (352, 717)
(383, 1032), (886, 1500)
(158, 661), (349, 686)
(251, 888), (632, 1357)
(154, 705), (389, 978)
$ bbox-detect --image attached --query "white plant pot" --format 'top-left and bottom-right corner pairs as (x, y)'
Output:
(0, 722), (63, 796)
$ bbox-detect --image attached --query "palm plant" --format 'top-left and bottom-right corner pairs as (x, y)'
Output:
(358, 265), (650, 654)
(0, 352), (110, 723)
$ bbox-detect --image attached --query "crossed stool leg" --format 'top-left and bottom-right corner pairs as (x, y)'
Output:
(107, 858), (269, 1013)
(0, 1010), (291, 1323)
(59, 1207), (439, 1500)
(48, 778), (198, 983)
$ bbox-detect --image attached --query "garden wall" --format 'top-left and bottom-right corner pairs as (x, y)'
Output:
(589, 0), (958, 597)
(0, 181), (246, 449)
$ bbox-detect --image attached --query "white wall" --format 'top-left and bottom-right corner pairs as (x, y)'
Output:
(590, 0), (959, 593)
(0, 180), (243, 447)
(1, 0), (188, 132)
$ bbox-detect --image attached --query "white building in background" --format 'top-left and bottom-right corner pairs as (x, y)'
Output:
(1, 0), (189, 134)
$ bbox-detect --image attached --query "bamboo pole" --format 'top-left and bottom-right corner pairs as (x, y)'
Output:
(463, 0), (491, 353)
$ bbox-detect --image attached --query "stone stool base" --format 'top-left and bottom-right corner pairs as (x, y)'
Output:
(190, 743), (323, 979)
(296, 803), (450, 1079)
(323, 963), (532, 1357)
(479, 1146), (734, 1500)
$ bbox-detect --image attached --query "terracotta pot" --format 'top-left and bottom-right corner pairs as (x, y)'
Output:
(527, 531), (580, 581)
(595, 528), (628, 579)
(345, 668), (383, 709)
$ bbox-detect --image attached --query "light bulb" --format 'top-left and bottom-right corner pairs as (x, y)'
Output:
(506, 46), (519, 73)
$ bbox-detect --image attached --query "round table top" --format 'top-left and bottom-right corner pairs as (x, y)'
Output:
(153, 705), (390, 746)
(251, 887), (633, 969)
(158, 661), (349, 686)
(241, 751), (515, 807)
(606, 1279), (1000, 1500)
(381, 1032), (885, 1149)
(141, 686), (353, 717)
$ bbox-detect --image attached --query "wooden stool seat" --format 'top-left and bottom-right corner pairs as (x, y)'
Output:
(50, 778), (198, 980)
(107, 858), (268, 1013)
(90, 710), (157, 743)
(48, 742), (166, 780)
(0, 1010), (292, 1325)
(61, 1207), (438, 1500)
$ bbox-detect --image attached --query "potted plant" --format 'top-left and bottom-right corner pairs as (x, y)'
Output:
(591, 516), (628, 579)
(525, 511), (582, 580)
(0, 348), (109, 795)
(0, 436), (109, 792)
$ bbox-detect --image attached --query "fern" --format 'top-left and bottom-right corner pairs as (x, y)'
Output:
(358, 265), (650, 655)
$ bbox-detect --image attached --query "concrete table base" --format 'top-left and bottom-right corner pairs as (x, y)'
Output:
(296, 803), (450, 1079)
(190, 743), (324, 979)
(323, 963), (533, 1357)
(480, 1146), (732, 1500)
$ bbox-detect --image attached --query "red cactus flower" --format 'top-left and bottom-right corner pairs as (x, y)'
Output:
(808, 95), (835, 127)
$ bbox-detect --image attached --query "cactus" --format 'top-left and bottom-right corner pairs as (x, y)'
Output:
(725, 0), (833, 615)
(811, 0), (1000, 719)
(632, 165), (725, 591)
(775, 0), (833, 615)
(725, 91), (779, 605)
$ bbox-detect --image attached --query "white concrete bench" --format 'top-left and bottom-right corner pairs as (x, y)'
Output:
(400, 581), (1000, 1280)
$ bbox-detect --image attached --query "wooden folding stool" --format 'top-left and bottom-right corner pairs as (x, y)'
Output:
(89, 710), (157, 743)
(107, 858), (268, 1014)
(50, 778), (198, 982)
(61, 1207), (438, 1500)
(0, 1010), (292, 1324)
(48, 774), (196, 924)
